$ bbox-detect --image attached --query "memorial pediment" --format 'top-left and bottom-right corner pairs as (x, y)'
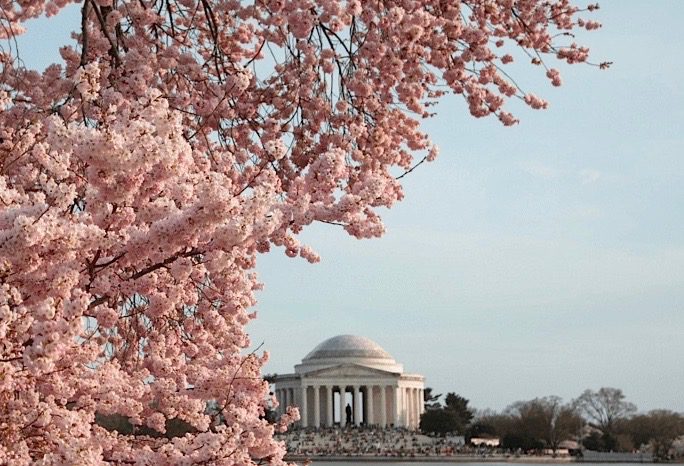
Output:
(303, 363), (399, 379)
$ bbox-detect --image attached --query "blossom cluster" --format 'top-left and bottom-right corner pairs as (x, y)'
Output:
(0, 0), (600, 463)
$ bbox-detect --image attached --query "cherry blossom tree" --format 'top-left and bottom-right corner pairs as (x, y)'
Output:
(0, 0), (604, 463)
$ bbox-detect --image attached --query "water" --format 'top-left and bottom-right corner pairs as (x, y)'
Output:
(309, 463), (646, 466)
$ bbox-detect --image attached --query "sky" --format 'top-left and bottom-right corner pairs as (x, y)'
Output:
(16, 1), (684, 413)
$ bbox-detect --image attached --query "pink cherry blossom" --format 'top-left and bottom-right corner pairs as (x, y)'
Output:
(0, 0), (602, 463)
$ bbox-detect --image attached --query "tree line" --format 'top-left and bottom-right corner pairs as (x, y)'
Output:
(420, 387), (684, 460)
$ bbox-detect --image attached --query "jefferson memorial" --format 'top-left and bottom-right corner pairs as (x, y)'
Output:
(272, 335), (425, 429)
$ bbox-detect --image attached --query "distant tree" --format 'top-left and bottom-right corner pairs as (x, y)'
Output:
(503, 397), (581, 454)
(579, 429), (619, 452)
(95, 413), (197, 438)
(470, 409), (517, 442)
(419, 392), (473, 435)
(162, 418), (199, 438)
(502, 433), (545, 452)
(423, 387), (442, 411)
(262, 373), (279, 423)
(444, 393), (475, 429)
(536, 397), (583, 454)
(94, 413), (135, 436)
(467, 420), (498, 441)
(624, 410), (684, 460)
(602, 433), (619, 452)
(574, 388), (636, 438)
(505, 399), (547, 444)
(262, 407), (278, 424)
(582, 431), (604, 451)
(420, 409), (461, 436)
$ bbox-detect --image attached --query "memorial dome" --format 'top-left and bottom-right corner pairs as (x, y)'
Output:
(295, 334), (403, 374)
(303, 335), (394, 361)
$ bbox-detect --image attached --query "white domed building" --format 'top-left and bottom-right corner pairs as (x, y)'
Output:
(272, 335), (425, 429)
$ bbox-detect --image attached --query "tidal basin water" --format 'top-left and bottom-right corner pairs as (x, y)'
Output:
(309, 462), (645, 466)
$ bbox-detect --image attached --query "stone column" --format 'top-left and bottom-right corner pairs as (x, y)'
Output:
(406, 388), (412, 428)
(408, 388), (413, 427)
(353, 385), (362, 426)
(326, 385), (334, 427)
(395, 386), (402, 427)
(339, 387), (346, 427)
(419, 388), (425, 415)
(405, 388), (409, 427)
(406, 388), (411, 428)
(415, 388), (420, 427)
(409, 388), (415, 428)
(313, 385), (320, 428)
(417, 388), (422, 425)
(366, 386), (374, 426)
(407, 388), (412, 428)
(401, 387), (406, 427)
(380, 385), (387, 428)
(301, 384), (308, 427)
(412, 388), (417, 428)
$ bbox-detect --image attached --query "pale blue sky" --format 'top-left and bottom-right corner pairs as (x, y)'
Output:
(17, 1), (683, 412)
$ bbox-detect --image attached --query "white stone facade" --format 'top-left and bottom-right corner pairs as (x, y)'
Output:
(272, 335), (425, 429)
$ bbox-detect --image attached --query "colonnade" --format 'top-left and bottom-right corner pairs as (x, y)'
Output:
(275, 387), (296, 416)
(275, 384), (424, 429)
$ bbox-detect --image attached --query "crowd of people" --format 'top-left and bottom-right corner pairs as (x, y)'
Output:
(276, 427), (497, 458)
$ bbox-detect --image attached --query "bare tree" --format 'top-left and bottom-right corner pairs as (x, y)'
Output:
(625, 410), (684, 460)
(574, 387), (636, 436)
(539, 397), (583, 453)
(507, 397), (582, 453)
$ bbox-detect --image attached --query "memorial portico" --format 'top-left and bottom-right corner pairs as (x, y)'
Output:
(272, 335), (425, 429)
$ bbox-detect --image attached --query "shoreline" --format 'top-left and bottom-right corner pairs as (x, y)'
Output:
(284, 456), (577, 463)
(284, 456), (684, 464)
